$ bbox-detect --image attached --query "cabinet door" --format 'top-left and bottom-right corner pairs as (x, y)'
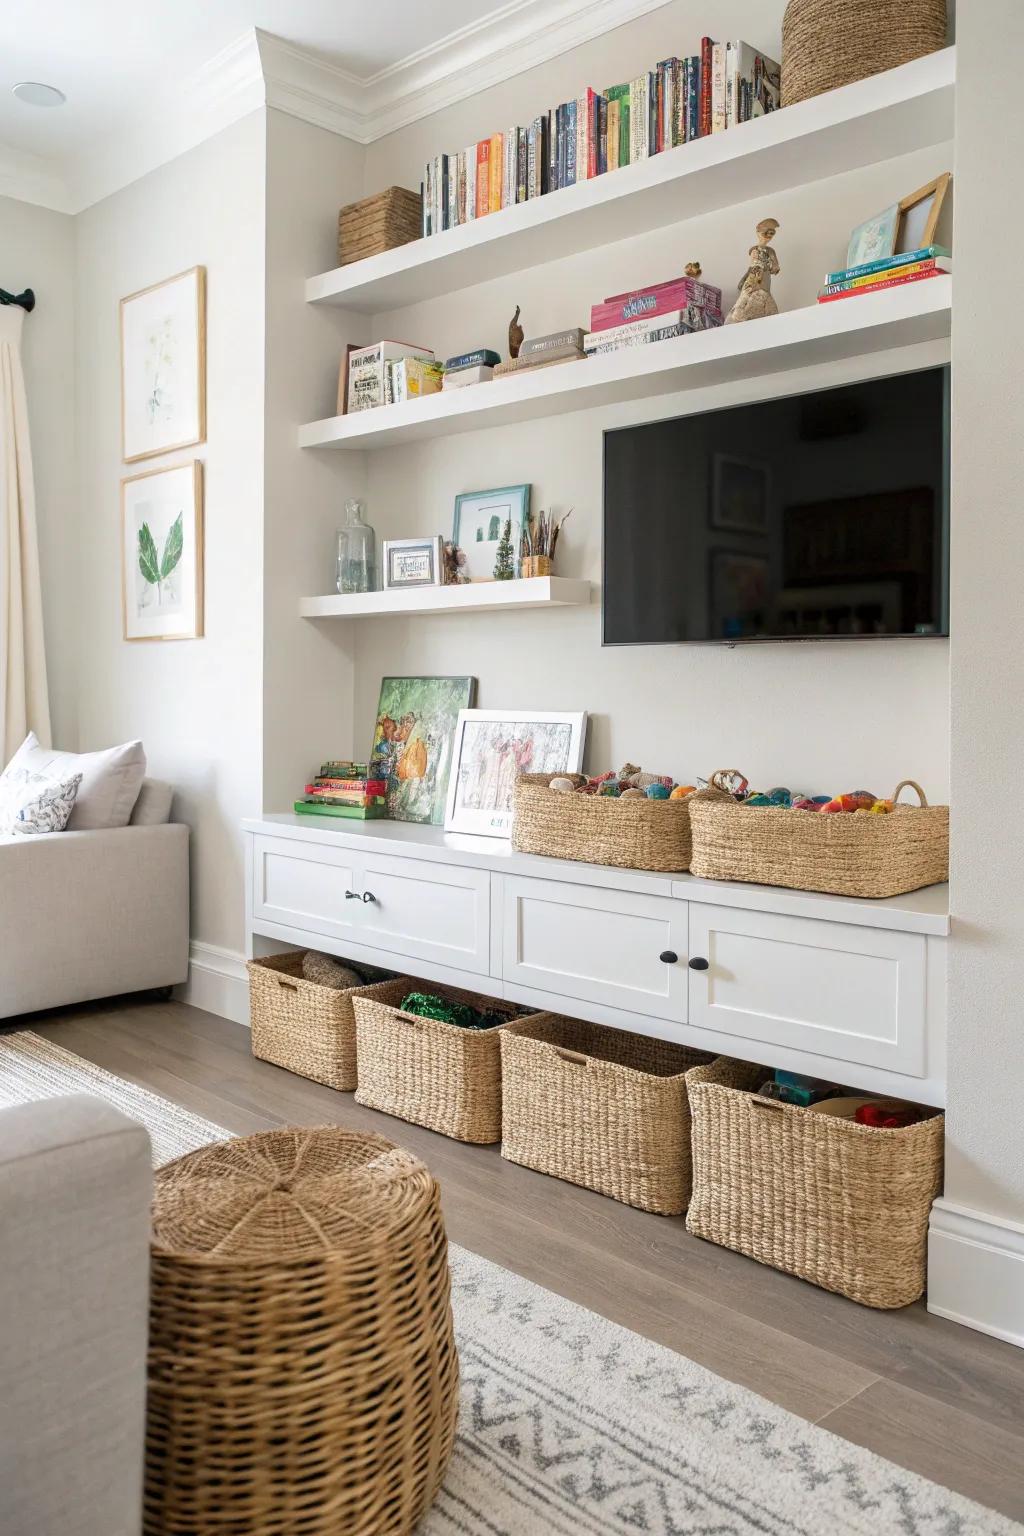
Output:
(358, 852), (491, 976)
(502, 876), (687, 1022)
(687, 903), (926, 1076)
(251, 836), (360, 944)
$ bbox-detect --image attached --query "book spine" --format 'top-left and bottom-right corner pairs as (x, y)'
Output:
(476, 140), (490, 215)
(688, 55), (700, 140)
(565, 100), (577, 186)
(489, 131), (503, 212)
(607, 97), (620, 170)
(527, 122), (538, 199)
(583, 311), (686, 347)
(656, 62), (667, 153)
(575, 91), (588, 181)
(586, 323), (689, 354)
(602, 274), (723, 308)
(699, 37), (713, 137)
(826, 246), (951, 285)
(630, 77), (648, 160)
(446, 154), (456, 229)
(648, 70), (658, 155)
(711, 42), (726, 132)
(597, 95), (607, 174)
(672, 58), (685, 144)
(725, 42), (737, 129)
(817, 268), (946, 302)
(820, 259), (946, 295)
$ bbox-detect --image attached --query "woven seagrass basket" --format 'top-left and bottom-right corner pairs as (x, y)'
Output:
(338, 186), (422, 266)
(500, 1015), (714, 1214)
(781, 0), (947, 107)
(247, 951), (403, 1091)
(512, 772), (693, 872)
(689, 775), (948, 898)
(146, 1127), (458, 1535)
(352, 979), (540, 1143)
(685, 1058), (944, 1308)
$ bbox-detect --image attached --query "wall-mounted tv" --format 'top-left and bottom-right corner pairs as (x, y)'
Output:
(602, 366), (950, 644)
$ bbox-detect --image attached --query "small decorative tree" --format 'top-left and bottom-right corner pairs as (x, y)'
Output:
(493, 517), (516, 580)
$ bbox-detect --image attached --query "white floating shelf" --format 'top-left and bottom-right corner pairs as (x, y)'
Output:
(298, 280), (952, 452)
(299, 576), (591, 619)
(307, 50), (954, 315)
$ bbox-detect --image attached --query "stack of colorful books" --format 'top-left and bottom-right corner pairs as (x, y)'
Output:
(421, 37), (779, 236)
(295, 762), (387, 819)
(817, 246), (952, 305)
(584, 275), (723, 355)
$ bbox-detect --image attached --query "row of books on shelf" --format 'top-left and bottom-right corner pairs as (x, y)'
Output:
(421, 36), (780, 235)
(816, 246), (951, 304)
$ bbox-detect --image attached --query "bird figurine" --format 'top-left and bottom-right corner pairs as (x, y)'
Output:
(508, 305), (524, 359)
(684, 260), (703, 278)
(725, 267), (779, 324)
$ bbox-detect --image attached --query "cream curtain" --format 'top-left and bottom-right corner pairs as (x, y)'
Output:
(0, 304), (50, 763)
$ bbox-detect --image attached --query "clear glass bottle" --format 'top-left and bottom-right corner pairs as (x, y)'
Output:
(336, 499), (377, 594)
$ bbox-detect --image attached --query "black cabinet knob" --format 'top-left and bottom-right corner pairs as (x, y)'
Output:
(659, 950), (678, 964)
(362, 891), (377, 904)
(688, 956), (710, 971)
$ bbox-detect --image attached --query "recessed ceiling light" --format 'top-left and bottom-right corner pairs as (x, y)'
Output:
(12, 81), (67, 108)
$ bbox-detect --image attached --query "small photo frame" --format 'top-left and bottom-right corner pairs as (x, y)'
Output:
(894, 172), (951, 255)
(120, 267), (206, 463)
(846, 204), (899, 269)
(711, 452), (771, 534)
(444, 707), (587, 838)
(452, 484), (530, 581)
(383, 536), (444, 589)
(121, 461), (203, 641)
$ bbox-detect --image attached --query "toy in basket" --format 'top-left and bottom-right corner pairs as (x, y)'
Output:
(688, 771), (948, 897)
(512, 762), (698, 872)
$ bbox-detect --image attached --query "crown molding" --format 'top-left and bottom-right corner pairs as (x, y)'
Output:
(3, 0), (673, 212)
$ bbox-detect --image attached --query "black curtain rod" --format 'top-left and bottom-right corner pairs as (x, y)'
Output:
(0, 288), (35, 312)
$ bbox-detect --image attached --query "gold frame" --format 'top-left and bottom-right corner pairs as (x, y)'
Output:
(120, 266), (206, 464)
(896, 172), (951, 254)
(120, 460), (204, 642)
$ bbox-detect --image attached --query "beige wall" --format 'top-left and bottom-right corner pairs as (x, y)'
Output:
(74, 111), (266, 957)
(1, 196), (78, 750)
(945, 3), (1024, 1224)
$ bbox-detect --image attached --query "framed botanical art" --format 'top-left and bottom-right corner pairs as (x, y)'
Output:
(444, 708), (587, 837)
(368, 675), (477, 825)
(121, 266), (206, 463)
(452, 484), (530, 581)
(121, 461), (204, 641)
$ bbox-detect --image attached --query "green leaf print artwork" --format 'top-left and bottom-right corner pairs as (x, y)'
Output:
(137, 511), (183, 606)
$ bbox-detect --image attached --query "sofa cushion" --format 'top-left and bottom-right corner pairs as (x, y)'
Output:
(129, 778), (173, 826)
(2, 733), (146, 830)
(0, 766), (82, 835)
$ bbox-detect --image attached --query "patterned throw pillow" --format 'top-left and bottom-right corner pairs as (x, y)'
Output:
(0, 766), (83, 835)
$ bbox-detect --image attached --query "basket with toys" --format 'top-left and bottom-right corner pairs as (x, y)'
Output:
(688, 771), (949, 898)
(512, 763), (698, 872)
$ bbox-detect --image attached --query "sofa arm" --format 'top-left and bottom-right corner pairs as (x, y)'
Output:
(0, 823), (190, 1018)
(0, 1095), (152, 1536)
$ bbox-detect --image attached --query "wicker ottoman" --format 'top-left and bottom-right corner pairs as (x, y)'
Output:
(145, 1128), (459, 1535)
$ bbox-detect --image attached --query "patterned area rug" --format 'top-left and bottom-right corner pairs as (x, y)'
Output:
(0, 1028), (1016, 1535)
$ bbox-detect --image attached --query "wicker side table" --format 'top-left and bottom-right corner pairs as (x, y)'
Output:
(145, 1128), (459, 1535)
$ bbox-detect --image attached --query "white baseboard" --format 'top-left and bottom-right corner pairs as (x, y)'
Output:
(179, 941), (250, 1027)
(928, 1197), (1024, 1349)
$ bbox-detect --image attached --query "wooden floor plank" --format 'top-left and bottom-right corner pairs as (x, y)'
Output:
(13, 994), (1024, 1512)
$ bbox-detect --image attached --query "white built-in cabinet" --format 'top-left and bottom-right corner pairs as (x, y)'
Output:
(245, 815), (949, 1106)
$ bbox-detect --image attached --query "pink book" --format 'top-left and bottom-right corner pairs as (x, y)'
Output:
(592, 275), (723, 332)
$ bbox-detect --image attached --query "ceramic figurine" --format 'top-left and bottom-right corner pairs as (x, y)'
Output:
(725, 267), (779, 324)
(741, 217), (780, 294)
(685, 260), (703, 278)
(508, 305), (524, 359)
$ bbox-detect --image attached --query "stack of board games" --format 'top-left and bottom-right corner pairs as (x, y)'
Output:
(817, 245), (952, 304)
(584, 275), (723, 354)
(442, 348), (501, 390)
(418, 36), (778, 238)
(295, 762), (387, 819)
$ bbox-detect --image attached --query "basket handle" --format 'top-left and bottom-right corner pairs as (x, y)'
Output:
(749, 1096), (784, 1112)
(276, 977), (299, 991)
(891, 779), (928, 807)
(552, 1046), (589, 1066)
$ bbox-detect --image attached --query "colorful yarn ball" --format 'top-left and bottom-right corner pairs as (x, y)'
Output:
(767, 787), (792, 806)
(744, 793), (773, 807)
(645, 783), (670, 800)
(599, 781), (622, 797)
(619, 788), (645, 799)
(548, 776), (575, 792)
(670, 784), (695, 799)
(792, 798), (821, 812)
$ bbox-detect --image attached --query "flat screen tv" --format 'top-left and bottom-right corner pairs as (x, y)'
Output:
(602, 366), (949, 643)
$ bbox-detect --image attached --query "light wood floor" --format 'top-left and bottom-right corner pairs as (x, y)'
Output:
(12, 994), (1024, 1523)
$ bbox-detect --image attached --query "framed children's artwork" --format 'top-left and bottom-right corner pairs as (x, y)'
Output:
(120, 266), (206, 463)
(845, 204), (899, 269)
(368, 675), (477, 825)
(711, 452), (771, 534)
(452, 484), (530, 581)
(382, 536), (444, 589)
(121, 461), (203, 641)
(894, 172), (951, 255)
(444, 708), (587, 838)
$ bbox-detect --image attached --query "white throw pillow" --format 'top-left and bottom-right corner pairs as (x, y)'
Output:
(1, 733), (146, 830)
(0, 765), (82, 835)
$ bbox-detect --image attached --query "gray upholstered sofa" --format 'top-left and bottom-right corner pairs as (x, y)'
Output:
(0, 778), (189, 1019)
(0, 1095), (152, 1536)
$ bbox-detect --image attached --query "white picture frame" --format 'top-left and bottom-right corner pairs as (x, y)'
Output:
(121, 461), (204, 641)
(120, 266), (206, 463)
(383, 536), (444, 589)
(444, 708), (587, 838)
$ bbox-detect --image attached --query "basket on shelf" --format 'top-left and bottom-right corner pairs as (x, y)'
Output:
(685, 1057), (944, 1308)
(688, 775), (948, 898)
(500, 1014), (714, 1214)
(337, 186), (423, 267)
(352, 979), (541, 1143)
(781, 0), (947, 107)
(512, 772), (693, 873)
(247, 951), (403, 1091)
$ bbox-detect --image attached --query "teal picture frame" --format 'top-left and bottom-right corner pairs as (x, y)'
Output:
(452, 484), (531, 581)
